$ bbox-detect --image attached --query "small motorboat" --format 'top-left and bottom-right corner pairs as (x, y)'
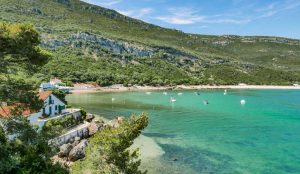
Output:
(195, 92), (200, 95)
(163, 92), (168, 95)
(111, 98), (115, 102)
(178, 93), (183, 96)
(170, 97), (177, 103)
(146, 92), (152, 95)
(203, 100), (209, 105)
(224, 89), (227, 95)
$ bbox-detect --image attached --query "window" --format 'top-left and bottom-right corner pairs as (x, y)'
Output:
(55, 105), (58, 111)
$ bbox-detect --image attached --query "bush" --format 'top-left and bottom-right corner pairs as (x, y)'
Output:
(42, 115), (82, 136)
(71, 113), (149, 174)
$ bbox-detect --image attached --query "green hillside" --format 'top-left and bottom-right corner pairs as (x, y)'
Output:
(1, 0), (300, 85)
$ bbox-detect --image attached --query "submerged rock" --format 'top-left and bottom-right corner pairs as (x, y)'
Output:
(172, 157), (178, 161)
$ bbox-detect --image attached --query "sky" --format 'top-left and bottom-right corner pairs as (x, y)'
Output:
(81, 0), (300, 39)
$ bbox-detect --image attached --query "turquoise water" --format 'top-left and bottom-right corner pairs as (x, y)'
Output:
(67, 90), (300, 174)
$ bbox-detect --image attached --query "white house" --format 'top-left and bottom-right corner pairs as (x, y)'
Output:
(0, 91), (67, 127)
(38, 91), (66, 117)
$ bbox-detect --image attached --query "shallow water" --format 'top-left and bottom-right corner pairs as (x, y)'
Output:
(67, 90), (300, 174)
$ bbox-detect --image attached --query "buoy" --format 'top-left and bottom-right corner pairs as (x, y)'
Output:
(224, 89), (227, 95)
(240, 100), (246, 105)
(203, 100), (209, 105)
(170, 97), (176, 103)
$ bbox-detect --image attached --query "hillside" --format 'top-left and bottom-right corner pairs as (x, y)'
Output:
(1, 0), (300, 85)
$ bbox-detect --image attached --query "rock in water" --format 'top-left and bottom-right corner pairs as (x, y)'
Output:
(69, 140), (88, 161)
(58, 143), (73, 157)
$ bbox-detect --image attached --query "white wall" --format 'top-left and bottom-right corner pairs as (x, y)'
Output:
(28, 94), (66, 127)
(43, 94), (66, 117)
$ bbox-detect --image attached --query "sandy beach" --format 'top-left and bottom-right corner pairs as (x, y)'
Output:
(70, 84), (300, 94)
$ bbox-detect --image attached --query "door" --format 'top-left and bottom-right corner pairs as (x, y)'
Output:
(49, 106), (52, 116)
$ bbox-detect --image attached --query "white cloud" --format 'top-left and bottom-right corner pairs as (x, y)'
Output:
(155, 0), (300, 26)
(198, 25), (209, 29)
(255, 0), (300, 18)
(155, 8), (205, 25)
(81, 0), (122, 7)
(203, 18), (251, 24)
(118, 8), (153, 19)
(155, 7), (251, 25)
(256, 2), (278, 12)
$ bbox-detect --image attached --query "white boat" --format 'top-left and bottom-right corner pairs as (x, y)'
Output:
(178, 93), (183, 96)
(240, 100), (246, 105)
(224, 89), (227, 95)
(111, 98), (115, 102)
(146, 92), (152, 95)
(163, 92), (168, 95)
(203, 100), (209, 105)
(170, 97), (177, 103)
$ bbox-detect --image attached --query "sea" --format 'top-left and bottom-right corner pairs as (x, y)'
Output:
(67, 89), (300, 174)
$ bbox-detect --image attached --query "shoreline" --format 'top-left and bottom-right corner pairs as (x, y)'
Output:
(70, 85), (300, 94)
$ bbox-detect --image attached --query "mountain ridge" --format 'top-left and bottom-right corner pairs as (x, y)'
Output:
(1, 0), (300, 85)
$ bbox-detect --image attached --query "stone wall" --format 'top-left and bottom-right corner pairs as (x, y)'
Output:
(50, 122), (90, 146)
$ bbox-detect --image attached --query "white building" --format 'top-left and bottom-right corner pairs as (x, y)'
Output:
(38, 91), (66, 117)
(40, 83), (56, 91)
(0, 91), (67, 127)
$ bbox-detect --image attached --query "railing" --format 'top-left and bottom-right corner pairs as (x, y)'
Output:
(39, 109), (81, 122)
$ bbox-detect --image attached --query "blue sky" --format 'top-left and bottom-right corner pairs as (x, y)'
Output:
(81, 0), (300, 39)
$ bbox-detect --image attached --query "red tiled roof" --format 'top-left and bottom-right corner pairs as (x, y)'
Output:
(39, 91), (52, 101)
(0, 91), (53, 118)
(50, 78), (62, 83)
(0, 105), (31, 118)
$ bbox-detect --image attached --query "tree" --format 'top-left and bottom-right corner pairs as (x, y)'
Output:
(0, 22), (67, 174)
(71, 113), (149, 174)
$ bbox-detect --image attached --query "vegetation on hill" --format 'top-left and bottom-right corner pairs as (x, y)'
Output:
(0, 0), (300, 85)
(0, 21), (149, 173)
(0, 22), (67, 174)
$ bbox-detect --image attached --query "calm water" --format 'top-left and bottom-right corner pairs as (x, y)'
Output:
(67, 90), (300, 174)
